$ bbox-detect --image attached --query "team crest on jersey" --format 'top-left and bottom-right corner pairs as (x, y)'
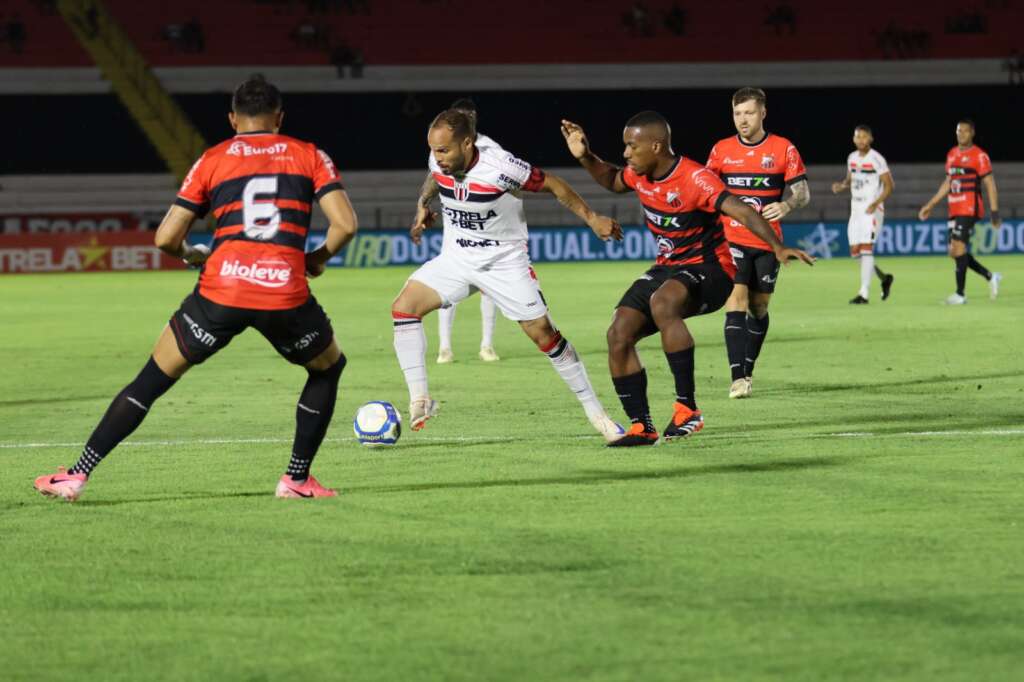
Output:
(666, 190), (681, 207)
(761, 153), (775, 170)
(453, 179), (470, 202)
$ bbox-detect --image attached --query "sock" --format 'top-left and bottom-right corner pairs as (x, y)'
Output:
(954, 255), (968, 296)
(437, 304), (455, 352)
(966, 254), (991, 281)
(68, 357), (177, 476)
(664, 347), (697, 410)
(611, 369), (655, 431)
(540, 332), (604, 420)
(480, 295), (497, 349)
(393, 311), (429, 401)
(859, 253), (874, 299)
(724, 311), (747, 381)
(874, 264), (887, 279)
(745, 313), (770, 378)
(289, 354), (347, 480)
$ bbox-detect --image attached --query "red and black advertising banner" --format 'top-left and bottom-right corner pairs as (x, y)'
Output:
(0, 231), (187, 274)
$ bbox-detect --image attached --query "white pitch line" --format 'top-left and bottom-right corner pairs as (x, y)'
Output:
(1, 429), (1021, 450)
(0, 435), (518, 449)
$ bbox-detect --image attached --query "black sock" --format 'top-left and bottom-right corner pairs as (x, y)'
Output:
(745, 313), (770, 378)
(723, 311), (747, 381)
(69, 358), (177, 476)
(289, 354), (346, 480)
(955, 255), (968, 296)
(612, 370), (655, 431)
(874, 265), (887, 279)
(665, 347), (696, 410)
(966, 254), (991, 280)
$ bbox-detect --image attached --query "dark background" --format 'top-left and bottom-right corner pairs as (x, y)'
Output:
(8, 85), (1022, 174)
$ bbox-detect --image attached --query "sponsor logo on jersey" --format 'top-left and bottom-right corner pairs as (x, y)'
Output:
(740, 196), (764, 212)
(443, 207), (498, 231)
(644, 207), (680, 228)
(227, 141), (289, 157)
(456, 238), (501, 248)
(219, 259), (292, 287)
(656, 236), (674, 255)
(726, 175), (773, 188)
(730, 247), (745, 260)
(721, 157), (745, 165)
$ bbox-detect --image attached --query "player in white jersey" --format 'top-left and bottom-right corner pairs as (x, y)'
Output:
(392, 109), (625, 440)
(430, 98), (501, 364)
(831, 125), (895, 303)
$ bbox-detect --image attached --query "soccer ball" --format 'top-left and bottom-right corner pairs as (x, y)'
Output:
(353, 401), (402, 447)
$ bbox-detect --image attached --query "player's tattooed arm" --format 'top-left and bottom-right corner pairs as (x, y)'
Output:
(982, 174), (1002, 227)
(410, 173), (440, 244)
(560, 120), (631, 193)
(721, 195), (814, 266)
(155, 205), (209, 266)
(307, 189), (358, 277)
(762, 179), (809, 221)
(831, 170), (851, 194)
(918, 176), (950, 220)
(541, 172), (623, 241)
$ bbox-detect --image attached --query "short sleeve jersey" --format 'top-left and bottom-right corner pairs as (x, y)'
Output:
(620, 157), (736, 277)
(706, 133), (806, 250)
(428, 141), (545, 267)
(848, 148), (891, 209)
(945, 145), (992, 218)
(175, 132), (343, 310)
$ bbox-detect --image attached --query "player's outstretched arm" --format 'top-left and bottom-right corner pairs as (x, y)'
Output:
(540, 172), (623, 241)
(982, 174), (1002, 227)
(721, 195), (814, 266)
(918, 177), (950, 220)
(306, 189), (358, 277)
(763, 179), (810, 221)
(410, 173), (440, 245)
(831, 170), (851, 194)
(560, 120), (631, 193)
(155, 204), (208, 265)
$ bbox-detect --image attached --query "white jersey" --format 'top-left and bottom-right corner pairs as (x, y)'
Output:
(428, 138), (542, 268)
(847, 148), (890, 209)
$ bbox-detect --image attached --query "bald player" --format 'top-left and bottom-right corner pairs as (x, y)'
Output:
(562, 112), (813, 445)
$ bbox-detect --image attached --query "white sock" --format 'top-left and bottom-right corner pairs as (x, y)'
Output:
(393, 312), (429, 401)
(859, 253), (874, 299)
(542, 334), (605, 420)
(437, 303), (455, 351)
(480, 295), (497, 348)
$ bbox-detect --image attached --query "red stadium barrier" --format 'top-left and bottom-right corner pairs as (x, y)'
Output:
(0, 231), (185, 274)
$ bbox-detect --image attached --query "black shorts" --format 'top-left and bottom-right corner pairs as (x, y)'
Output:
(948, 216), (977, 244)
(729, 244), (780, 294)
(617, 263), (734, 337)
(169, 289), (334, 366)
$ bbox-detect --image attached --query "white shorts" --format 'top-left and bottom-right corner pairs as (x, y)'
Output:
(409, 248), (548, 321)
(848, 208), (883, 247)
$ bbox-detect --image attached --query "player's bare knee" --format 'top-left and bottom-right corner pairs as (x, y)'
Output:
(521, 316), (557, 348)
(649, 290), (683, 327)
(606, 324), (635, 357)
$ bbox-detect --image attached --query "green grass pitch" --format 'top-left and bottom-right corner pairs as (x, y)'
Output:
(1, 255), (1022, 681)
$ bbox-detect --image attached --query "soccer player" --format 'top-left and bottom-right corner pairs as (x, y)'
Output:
(705, 87), (811, 399)
(33, 75), (358, 501)
(918, 119), (1003, 304)
(831, 124), (895, 304)
(561, 113), (813, 446)
(429, 98), (501, 364)
(393, 109), (625, 441)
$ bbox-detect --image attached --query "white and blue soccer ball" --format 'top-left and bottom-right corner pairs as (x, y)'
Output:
(353, 401), (402, 447)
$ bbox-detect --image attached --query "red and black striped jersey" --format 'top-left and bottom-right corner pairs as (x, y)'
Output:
(175, 131), (343, 310)
(705, 133), (806, 250)
(620, 157), (736, 277)
(945, 145), (992, 218)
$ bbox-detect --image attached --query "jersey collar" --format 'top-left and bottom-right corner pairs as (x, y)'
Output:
(648, 156), (681, 183)
(464, 146), (480, 173)
(736, 131), (770, 148)
(236, 130), (274, 136)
